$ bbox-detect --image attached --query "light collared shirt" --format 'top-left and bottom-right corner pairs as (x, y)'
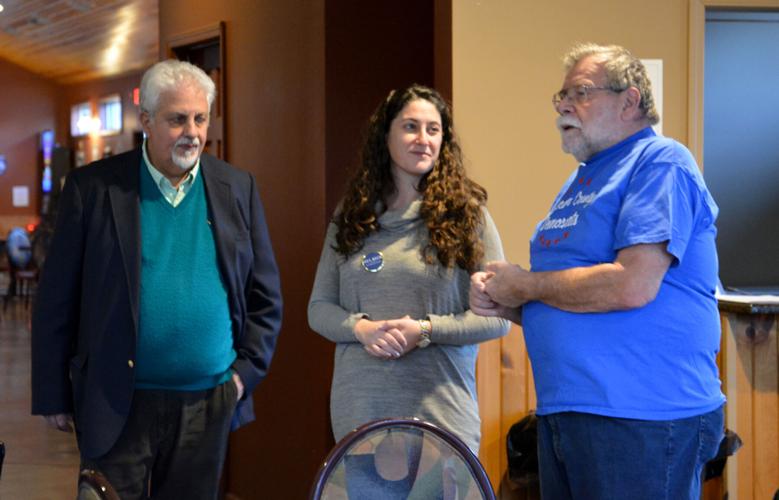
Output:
(142, 140), (201, 207)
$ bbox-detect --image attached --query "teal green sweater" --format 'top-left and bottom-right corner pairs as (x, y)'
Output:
(136, 163), (234, 390)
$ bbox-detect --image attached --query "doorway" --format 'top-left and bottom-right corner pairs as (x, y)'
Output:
(703, 9), (779, 289)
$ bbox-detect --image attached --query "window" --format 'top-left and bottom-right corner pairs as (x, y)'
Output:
(98, 94), (122, 135)
(70, 101), (92, 137)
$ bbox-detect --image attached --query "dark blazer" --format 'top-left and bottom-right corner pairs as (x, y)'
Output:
(31, 148), (283, 459)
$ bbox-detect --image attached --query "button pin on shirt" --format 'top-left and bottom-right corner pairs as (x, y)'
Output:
(362, 252), (384, 272)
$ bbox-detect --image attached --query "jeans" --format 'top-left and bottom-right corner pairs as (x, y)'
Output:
(537, 406), (724, 500)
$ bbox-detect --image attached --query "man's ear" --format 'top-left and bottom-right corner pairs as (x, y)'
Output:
(620, 87), (642, 120)
(139, 111), (152, 134)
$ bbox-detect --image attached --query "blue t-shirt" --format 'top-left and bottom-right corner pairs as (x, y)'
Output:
(523, 127), (726, 420)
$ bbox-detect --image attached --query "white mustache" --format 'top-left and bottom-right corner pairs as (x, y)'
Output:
(175, 137), (200, 149)
(556, 116), (582, 131)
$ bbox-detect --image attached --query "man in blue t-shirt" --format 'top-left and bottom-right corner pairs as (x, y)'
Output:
(471, 43), (725, 500)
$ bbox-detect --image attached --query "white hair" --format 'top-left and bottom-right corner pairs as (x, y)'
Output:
(562, 43), (659, 125)
(139, 59), (216, 116)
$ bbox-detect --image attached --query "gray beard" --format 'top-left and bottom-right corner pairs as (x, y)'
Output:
(172, 150), (198, 170)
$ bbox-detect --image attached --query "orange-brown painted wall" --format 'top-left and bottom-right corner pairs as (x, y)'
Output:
(0, 57), (59, 233)
(0, 58), (143, 235)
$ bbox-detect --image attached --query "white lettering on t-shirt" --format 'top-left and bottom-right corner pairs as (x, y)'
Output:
(555, 197), (573, 210)
(573, 191), (596, 207)
(539, 211), (579, 231)
(554, 191), (595, 212)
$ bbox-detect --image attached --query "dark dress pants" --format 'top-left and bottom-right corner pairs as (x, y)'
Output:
(81, 379), (237, 500)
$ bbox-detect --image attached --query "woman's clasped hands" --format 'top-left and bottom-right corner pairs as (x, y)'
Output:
(354, 316), (423, 360)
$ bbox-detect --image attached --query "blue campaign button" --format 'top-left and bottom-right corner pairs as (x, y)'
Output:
(361, 251), (384, 273)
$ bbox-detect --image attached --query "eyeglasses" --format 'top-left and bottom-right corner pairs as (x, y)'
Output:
(552, 85), (621, 107)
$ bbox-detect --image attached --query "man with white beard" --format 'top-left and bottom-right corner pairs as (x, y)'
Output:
(470, 43), (725, 499)
(32, 60), (282, 499)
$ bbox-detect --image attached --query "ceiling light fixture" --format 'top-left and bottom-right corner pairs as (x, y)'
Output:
(0, 4), (5, 13)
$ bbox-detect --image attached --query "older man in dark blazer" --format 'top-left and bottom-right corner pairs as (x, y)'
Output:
(31, 59), (282, 499)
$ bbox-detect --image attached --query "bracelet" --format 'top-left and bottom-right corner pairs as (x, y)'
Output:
(417, 319), (431, 348)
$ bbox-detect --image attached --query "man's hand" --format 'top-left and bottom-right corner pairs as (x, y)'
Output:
(470, 271), (523, 324)
(484, 244), (673, 313)
(44, 413), (74, 432)
(232, 372), (245, 401)
(354, 318), (408, 359)
(470, 271), (500, 316)
(484, 261), (533, 307)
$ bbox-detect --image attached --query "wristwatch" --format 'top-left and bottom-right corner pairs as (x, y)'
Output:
(417, 319), (432, 348)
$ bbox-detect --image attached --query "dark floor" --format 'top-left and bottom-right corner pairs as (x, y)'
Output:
(0, 301), (81, 499)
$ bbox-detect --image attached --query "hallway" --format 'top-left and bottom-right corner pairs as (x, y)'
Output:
(0, 303), (80, 499)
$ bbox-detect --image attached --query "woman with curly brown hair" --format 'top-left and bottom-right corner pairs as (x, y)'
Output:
(308, 84), (509, 452)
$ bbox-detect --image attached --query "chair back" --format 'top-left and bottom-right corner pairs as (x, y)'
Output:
(6, 227), (31, 270)
(310, 418), (496, 500)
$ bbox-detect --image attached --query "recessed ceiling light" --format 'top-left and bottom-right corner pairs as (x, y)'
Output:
(0, 4), (5, 13)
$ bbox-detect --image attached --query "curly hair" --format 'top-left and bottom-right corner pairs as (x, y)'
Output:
(333, 84), (487, 272)
(563, 43), (659, 125)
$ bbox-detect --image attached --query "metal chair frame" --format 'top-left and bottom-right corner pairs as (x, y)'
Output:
(77, 468), (121, 500)
(309, 418), (496, 500)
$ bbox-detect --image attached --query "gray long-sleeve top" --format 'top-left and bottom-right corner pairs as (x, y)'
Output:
(308, 200), (510, 452)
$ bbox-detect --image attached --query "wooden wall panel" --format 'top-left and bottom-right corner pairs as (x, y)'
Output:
(752, 321), (778, 499)
(476, 337), (503, 485)
(474, 323), (538, 499)
(722, 312), (779, 499)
